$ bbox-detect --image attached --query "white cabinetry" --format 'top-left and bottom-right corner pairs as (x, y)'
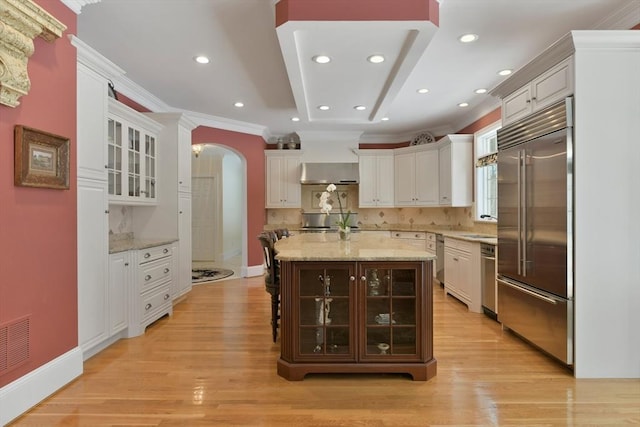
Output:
(108, 251), (131, 335)
(358, 150), (394, 207)
(394, 146), (439, 206)
(77, 179), (110, 358)
(176, 193), (192, 298)
(265, 151), (301, 208)
(438, 134), (473, 207)
(77, 63), (108, 180)
(141, 113), (197, 300)
(444, 237), (481, 313)
(107, 99), (163, 205)
(127, 244), (174, 337)
(501, 57), (573, 125)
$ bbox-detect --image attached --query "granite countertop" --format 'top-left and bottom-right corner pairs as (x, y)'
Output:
(109, 234), (178, 254)
(265, 223), (497, 245)
(274, 233), (437, 262)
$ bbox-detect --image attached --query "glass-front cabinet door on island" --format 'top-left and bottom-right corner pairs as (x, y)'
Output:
(294, 263), (356, 361)
(360, 263), (422, 361)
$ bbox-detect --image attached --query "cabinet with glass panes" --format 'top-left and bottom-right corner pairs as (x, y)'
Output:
(107, 98), (163, 205)
(278, 260), (436, 381)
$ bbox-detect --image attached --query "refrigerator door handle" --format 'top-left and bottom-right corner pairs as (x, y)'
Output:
(520, 151), (527, 277)
(497, 277), (558, 305)
(517, 151), (523, 276)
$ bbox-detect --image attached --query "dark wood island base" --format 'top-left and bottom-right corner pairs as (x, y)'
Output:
(274, 234), (438, 382)
(277, 358), (438, 381)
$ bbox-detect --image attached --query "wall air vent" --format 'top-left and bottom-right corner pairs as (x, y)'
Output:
(0, 316), (31, 375)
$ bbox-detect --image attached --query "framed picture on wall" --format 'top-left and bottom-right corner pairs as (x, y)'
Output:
(14, 125), (70, 190)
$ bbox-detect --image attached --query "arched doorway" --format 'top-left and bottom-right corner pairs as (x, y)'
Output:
(191, 144), (246, 276)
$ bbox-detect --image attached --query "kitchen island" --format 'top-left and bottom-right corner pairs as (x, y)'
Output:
(274, 233), (437, 381)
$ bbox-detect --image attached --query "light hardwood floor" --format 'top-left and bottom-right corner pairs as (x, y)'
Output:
(10, 277), (640, 426)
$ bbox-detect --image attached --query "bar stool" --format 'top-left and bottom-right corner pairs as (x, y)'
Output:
(258, 230), (281, 342)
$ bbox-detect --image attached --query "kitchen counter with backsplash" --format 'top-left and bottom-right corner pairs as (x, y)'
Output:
(264, 223), (497, 245)
(109, 232), (178, 254)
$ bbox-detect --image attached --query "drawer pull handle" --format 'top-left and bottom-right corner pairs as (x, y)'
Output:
(145, 275), (152, 281)
(164, 294), (170, 300)
(453, 257), (459, 262)
(144, 253), (151, 259)
(164, 268), (170, 273)
(163, 248), (169, 254)
(145, 303), (152, 310)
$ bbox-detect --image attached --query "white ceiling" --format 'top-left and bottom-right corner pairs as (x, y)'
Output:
(76, 0), (639, 143)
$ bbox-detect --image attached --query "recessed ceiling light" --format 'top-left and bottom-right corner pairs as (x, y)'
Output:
(291, 117), (300, 122)
(367, 54), (385, 64)
(474, 88), (488, 94)
(458, 102), (469, 108)
(234, 102), (244, 108)
(194, 55), (210, 64)
(498, 69), (513, 76)
(312, 55), (331, 64)
(417, 88), (429, 94)
(318, 105), (330, 111)
(354, 105), (366, 111)
(381, 117), (390, 121)
(459, 34), (479, 43)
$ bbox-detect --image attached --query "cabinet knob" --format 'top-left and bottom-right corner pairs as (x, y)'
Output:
(124, 262), (129, 266)
(453, 257), (459, 262)
(164, 294), (170, 300)
(104, 165), (108, 169)
(350, 276), (356, 282)
(163, 248), (169, 254)
(531, 97), (537, 101)
(361, 276), (366, 281)
(105, 210), (109, 214)
(145, 303), (152, 311)
(526, 99), (531, 104)
(179, 181), (183, 184)
(179, 211), (183, 214)
(164, 268), (170, 273)
(145, 274), (152, 281)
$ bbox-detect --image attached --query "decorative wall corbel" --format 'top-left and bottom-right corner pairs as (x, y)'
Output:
(0, 0), (67, 107)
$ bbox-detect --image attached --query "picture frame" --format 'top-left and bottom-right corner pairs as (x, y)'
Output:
(14, 125), (70, 190)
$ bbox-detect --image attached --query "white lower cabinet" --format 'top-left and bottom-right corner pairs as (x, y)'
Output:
(126, 244), (174, 338)
(444, 237), (481, 313)
(108, 251), (131, 335)
(176, 193), (192, 298)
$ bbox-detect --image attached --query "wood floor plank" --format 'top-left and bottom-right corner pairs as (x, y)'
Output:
(9, 277), (640, 426)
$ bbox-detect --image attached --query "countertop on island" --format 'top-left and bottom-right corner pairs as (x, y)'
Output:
(274, 233), (437, 262)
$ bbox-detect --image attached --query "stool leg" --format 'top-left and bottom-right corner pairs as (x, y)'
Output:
(271, 293), (279, 342)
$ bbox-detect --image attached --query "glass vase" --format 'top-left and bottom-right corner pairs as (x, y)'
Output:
(338, 226), (351, 241)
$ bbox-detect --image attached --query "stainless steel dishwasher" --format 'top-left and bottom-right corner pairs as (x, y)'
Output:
(481, 243), (497, 320)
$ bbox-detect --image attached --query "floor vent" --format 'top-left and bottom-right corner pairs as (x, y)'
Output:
(0, 316), (30, 375)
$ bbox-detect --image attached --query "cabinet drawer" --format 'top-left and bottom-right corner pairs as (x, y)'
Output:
(138, 257), (172, 293)
(444, 237), (472, 253)
(138, 244), (172, 264)
(391, 231), (426, 240)
(141, 283), (172, 322)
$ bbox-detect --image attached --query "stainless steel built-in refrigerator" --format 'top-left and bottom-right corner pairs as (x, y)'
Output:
(497, 97), (573, 365)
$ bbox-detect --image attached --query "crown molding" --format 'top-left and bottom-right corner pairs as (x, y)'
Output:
(592, 0), (640, 30)
(184, 110), (268, 137)
(59, 0), (101, 14)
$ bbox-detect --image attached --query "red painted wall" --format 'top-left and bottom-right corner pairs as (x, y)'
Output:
(455, 107), (501, 134)
(276, 0), (439, 27)
(0, 1), (77, 387)
(191, 127), (266, 268)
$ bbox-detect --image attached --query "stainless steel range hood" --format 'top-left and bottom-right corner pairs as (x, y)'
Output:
(300, 162), (359, 184)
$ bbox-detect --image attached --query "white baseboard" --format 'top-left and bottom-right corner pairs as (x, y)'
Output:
(0, 347), (83, 426)
(242, 264), (265, 278)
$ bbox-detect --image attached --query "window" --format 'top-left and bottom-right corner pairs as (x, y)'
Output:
(475, 122), (500, 222)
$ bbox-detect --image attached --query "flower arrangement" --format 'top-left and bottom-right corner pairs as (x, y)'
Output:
(319, 183), (352, 231)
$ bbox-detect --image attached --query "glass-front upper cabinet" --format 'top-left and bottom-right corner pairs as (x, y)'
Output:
(360, 263), (423, 362)
(107, 98), (162, 205)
